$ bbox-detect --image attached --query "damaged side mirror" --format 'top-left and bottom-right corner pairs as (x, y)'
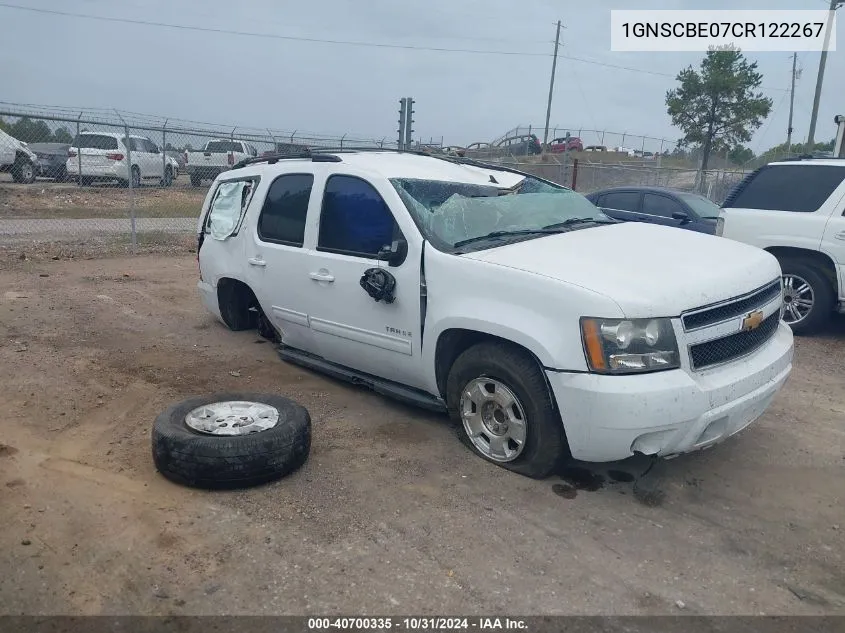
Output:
(376, 238), (408, 267)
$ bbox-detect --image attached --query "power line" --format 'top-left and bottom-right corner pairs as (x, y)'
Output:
(0, 3), (552, 57)
(0, 2), (794, 92)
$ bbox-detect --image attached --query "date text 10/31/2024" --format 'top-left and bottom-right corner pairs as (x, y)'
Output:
(307, 617), (528, 630)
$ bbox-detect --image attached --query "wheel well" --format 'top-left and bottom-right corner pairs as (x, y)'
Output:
(217, 277), (259, 313)
(434, 328), (545, 399)
(765, 247), (838, 291)
(14, 151), (32, 163)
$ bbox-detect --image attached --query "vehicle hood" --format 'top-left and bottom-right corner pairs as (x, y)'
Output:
(460, 222), (781, 317)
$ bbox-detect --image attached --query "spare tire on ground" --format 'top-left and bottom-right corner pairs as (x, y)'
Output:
(152, 392), (311, 490)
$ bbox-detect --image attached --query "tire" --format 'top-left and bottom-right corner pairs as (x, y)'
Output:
(11, 158), (36, 184)
(152, 392), (311, 490)
(55, 166), (68, 183)
(218, 282), (258, 331)
(162, 166), (173, 187)
(780, 260), (835, 335)
(80, 176), (94, 187)
(190, 173), (202, 187)
(446, 341), (568, 479)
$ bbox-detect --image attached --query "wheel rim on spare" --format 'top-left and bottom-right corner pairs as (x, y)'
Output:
(459, 378), (527, 462)
(782, 274), (814, 325)
(185, 401), (280, 436)
(22, 163), (34, 181)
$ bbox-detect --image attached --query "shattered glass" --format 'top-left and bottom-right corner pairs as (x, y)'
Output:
(391, 177), (606, 249)
(208, 181), (249, 240)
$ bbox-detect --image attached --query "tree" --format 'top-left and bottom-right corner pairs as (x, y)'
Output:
(53, 126), (74, 144)
(8, 116), (54, 143)
(728, 145), (755, 165)
(666, 47), (772, 171)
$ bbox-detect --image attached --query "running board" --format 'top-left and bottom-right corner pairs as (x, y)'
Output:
(277, 346), (447, 413)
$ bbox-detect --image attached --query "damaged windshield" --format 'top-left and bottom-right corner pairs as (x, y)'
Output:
(391, 175), (613, 252)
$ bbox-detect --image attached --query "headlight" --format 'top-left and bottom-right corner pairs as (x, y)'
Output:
(580, 317), (680, 374)
(715, 216), (725, 236)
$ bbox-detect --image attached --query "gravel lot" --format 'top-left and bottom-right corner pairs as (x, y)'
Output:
(0, 254), (843, 616)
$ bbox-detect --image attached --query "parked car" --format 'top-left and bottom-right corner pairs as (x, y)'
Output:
(185, 139), (258, 186)
(66, 133), (179, 187)
(614, 147), (637, 157)
(442, 146), (466, 157)
(0, 129), (38, 184)
(585, 145), (608, 152)
(492, 134), (542, 157)
(548, 136), (584, 153)
(718, 157), (845, 334)
(195, 149), (793, 477)
(585, 186), (720, 234)
(28, 142), (71, 181)
(264, 142), (310, 157)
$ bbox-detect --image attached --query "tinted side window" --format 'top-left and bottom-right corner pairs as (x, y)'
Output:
(73, 134), (118, 150)
(257, 174), (314, 246)
(642, 193), (684, 217)
(318, 175), (397, 257)
(600, 192), (640, 212)
(726, 165), (845, 212)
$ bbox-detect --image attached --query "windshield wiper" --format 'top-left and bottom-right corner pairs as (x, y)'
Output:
(453, 228), (567, 249)
(543, 217), (618, 229)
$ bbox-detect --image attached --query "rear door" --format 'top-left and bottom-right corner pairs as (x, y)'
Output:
(595, 190), (643, 223)
(303, 172), (426, 390)
(75, 134), (120, 174)
(245, 172), (320, 354)
(819, 175), (845, 299)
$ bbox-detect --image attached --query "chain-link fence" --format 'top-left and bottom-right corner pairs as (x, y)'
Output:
(2, 103), (754, 254)
(0, 103), (402, 251)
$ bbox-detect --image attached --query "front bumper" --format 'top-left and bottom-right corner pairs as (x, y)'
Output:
(547, 322), (794, 462)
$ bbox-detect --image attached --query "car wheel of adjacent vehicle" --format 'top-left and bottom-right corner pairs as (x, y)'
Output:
(131, 166), (141, 189)
(780, 261), (834, 335)
(12, 158), (36, 184)
(446, 341), (568, 479)
(151, 392), (311, 490)
(162, 166), (173, 187)
(190, 173), (202, 187)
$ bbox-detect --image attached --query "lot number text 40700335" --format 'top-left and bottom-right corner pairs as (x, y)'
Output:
(307, 617), (528, 630)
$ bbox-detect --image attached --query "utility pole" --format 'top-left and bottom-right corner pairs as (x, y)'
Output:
(786, 52), (798, 154)
(398, 98), (407, 150)
(807, 0), (843, 148)
(543, 20), (562, 147)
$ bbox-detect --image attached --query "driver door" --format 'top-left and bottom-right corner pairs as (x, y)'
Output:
(303, 173), (426, 390)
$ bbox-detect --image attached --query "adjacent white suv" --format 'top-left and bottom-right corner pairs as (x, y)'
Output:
(718, 158), (845, 334)
(0, 128), (38, 184)
(196, 150), (794, 477)
(66, 132), (179, 187)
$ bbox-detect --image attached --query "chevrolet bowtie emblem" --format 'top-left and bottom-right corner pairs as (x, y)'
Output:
(741, 310), (764, 332)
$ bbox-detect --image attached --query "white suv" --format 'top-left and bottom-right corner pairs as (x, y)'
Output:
(66, 132), (179, 187)
(718, 158), (845, 334)
(196, 150), (793, 477)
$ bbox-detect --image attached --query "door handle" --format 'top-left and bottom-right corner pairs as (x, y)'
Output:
(309, 271), (335, 283)
(247, 257), (266, 267)
(835, 231), (845, 241)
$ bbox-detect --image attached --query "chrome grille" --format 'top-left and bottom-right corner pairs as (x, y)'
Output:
(682, 280), (782, 331)
(689, 312), (780, 370)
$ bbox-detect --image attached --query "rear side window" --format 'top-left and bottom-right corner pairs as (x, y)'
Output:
(642, 193), (684, 217)
(257, 174), (314, 246)
(725, 165), (845, 212)
(600, 191), (640, 212)
(73, 134), (118, 150)
(205, 178), (258, 240)
(318, 175), (398, 258)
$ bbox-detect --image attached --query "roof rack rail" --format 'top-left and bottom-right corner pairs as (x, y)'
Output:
(231, 146), (443, 170)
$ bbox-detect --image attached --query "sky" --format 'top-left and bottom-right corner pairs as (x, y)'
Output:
(0, 0), (842, 155)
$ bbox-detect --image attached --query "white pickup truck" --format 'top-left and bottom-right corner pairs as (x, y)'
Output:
(194, 150), (793, 478)
(185, 139), (258, 186)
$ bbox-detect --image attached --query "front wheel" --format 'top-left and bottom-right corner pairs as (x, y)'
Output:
(780, 260), (835, 335)
(12, 158), (36, 184)
(446, 341), (568, 478)
(162, 166), (173, 187)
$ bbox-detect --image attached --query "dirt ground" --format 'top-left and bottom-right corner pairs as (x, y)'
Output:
(0, 254), (843, 616)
